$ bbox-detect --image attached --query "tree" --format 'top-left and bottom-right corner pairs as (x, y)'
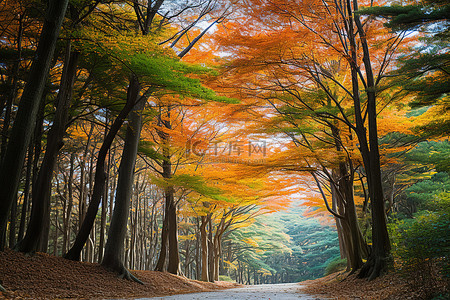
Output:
(213, 0), (406, 279)
(0, 0), (69, 250)
(361, 0), (449, 138)
(15, 39), (80, 254)
(101, 76), (145, 282)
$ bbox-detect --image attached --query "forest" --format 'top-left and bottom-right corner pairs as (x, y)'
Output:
(0, 0), (448, 299)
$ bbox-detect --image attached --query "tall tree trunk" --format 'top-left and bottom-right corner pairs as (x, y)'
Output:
(213, 231), (222, 281)
(155, 109), (180, 274)
(155, 202), (169, 271)
(63, 153), (75, 253)
(8, 196), (18, 248)
(166, 186), (179, 274)
(15, 43), (79, 253)
(195, 221), (201, 280)
(53, 206), (59, 256)
(329, 123), (368, 272)
(101, 76), (144, 282)
(98, 143), (112, 263)
(349, 0), (390, 280)
(65, 77), (141, 261)
(200, 215), (209, 281)
(0, 0), (69, 251)
(18, 144), (34, 241)
(208, 217), (214, 282)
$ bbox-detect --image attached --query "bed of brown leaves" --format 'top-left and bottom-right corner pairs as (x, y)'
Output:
(0, 249), (238, 299)
(301, 271), (419, 300)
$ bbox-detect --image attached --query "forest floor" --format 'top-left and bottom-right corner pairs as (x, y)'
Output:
(302, 271), (421, 300)
(0, 249), (239, 299)
(0, 249), (438, 299)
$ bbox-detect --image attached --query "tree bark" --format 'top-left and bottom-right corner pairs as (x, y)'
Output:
(16, 43), (79, 253)
(200, 215), (209, 281)
(349, 0), (391, 280)
(208, 217), (214, 282)
(101, 76), (144, 282)
(0, 0), (69, 251)
(98, 141), (112, 263)
(155, 203), (169, 271)
(62, 153), (75, 253)
(166, 186), (179, 274)
(65, 76), (141, 261)
(18, 144), (34, 241)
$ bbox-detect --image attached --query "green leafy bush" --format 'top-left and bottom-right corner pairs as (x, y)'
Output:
(324, 257), (347, 276)
(218, 275), (234, 282)
(395, 192), (450, 298)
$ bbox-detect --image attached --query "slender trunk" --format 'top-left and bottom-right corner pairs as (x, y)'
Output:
(208, 217), (214, 282)
(167, 186), (179, 274)
(18, 144), (34, 241)
(214, 231), (222, 281)
(332, 189), (347, 260)
(78, 126), (94, 236)
(184, 235), (190, 276)
(16, 43), (79, 253)
(8, 194), (18, 248)
(329, 122), (368, 272)
(350, 0), (390, 280)
(53, 208), (59, 255)
(0, 0), (69, 251)
(195, 221), (201, 280)
(65, 77), (140, 261)
(98, 145), (111, 262)
(101, 76), (144, 281)
(63, 153), (75, 253)
(200, 215), (209, 281)
(155, 203), (169, 271)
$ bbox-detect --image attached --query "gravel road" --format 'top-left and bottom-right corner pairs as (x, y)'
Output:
(142, 283), (324, 299)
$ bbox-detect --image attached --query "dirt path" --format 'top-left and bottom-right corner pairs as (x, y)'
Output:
(140, 283), (324, 299)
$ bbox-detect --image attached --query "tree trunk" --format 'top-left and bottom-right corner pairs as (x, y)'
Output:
(101, 76), (144, 282)
(62, 153), (74, 253)
(15, 43), (79, 253)
(200, 215), (209, 281)
(98, 144), (112, 263)
(166, 186), (179, 274)
(195, 222), (201, 280)
(65, 76), (141, 261)
(18, 144), (34, 241)
(155, 203), (169, 271)
(349, 0), (390, 280)
(0, 0), (69, 251)
(208, 217), (215, 282)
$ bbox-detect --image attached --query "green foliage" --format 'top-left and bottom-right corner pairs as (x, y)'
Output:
(227, 205), (340, 282)
(129, 54), (238, 103)
(358, 3), (450, 32)
(218, 275), (234, 282)
(324, 257), (347, 276)
(392, 193), (450, 298)
(405, 141), (450, 174)
(361, 0), (449, 137)
(171, 174), (227, 201)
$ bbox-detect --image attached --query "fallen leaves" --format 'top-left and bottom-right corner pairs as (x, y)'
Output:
(0, 249), (237, 299)
(301, 271), (416, 300)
